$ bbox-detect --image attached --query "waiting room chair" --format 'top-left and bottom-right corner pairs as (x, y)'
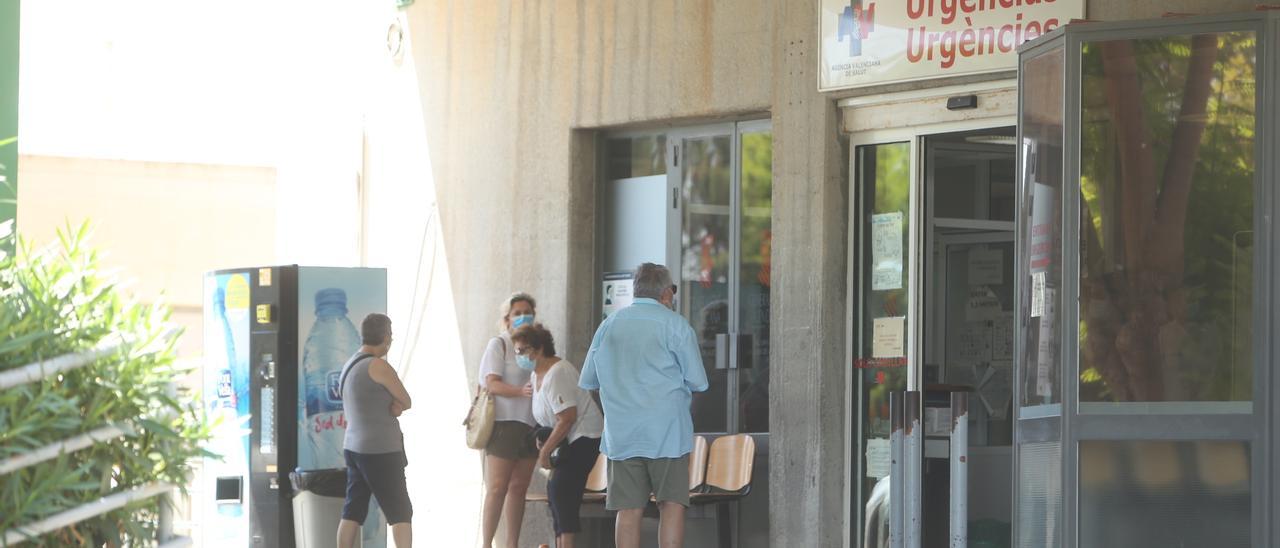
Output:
(691, 434), (756, 548)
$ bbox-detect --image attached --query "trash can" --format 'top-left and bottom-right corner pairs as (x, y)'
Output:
(290, 468), (347, 548)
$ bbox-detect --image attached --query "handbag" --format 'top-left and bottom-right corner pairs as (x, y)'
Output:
(530, 426), (568, 468)
(463, 385), (496, 449)
(463, 336), (504, 449)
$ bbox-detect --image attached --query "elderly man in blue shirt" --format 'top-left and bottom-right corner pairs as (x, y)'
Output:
(579, 262), (709, 548)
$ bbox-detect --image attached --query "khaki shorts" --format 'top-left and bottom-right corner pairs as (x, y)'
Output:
(606, 455), (690, 510)
(486, 421), (537, 460)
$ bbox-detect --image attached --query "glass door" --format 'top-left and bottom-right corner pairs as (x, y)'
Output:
(736, 124), (773, 435)
(850, 124), (1018, 548)
(600, 120), (772, 546)
(668, 121), (773, 438)
(673, 127), (734, 433)
(852, 139), (916, 548)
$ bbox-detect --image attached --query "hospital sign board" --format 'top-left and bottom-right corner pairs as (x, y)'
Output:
(819, 0), (1083, 91)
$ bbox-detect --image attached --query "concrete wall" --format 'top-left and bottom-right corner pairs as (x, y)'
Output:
(401, 0), (771, 375)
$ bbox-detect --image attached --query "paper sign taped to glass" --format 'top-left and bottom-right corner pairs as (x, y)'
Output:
(871, 212), (904, 290)
(872, 316), (906, 358)
(968, 246), (1004, 286)
(1036, 290), (1057, 398)
(602, 272), (635, 320)
(865, 438), (891, 479)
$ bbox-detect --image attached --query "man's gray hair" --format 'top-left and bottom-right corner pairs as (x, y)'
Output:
(633, 263), (673, 300)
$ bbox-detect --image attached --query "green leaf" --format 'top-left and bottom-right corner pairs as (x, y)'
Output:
(0, 221), (211, 540)
(136, 418), (179, 439)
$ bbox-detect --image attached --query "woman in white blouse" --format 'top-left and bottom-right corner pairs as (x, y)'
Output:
(479, 293), (540, 548)
(511, 323), (603, 548)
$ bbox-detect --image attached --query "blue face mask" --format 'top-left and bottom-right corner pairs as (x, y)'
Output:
(516, 354), (536, 371)
(511, 314), (535, 329)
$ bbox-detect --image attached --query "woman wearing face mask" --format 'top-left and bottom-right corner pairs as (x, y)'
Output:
(511, 323), (602, 548)
(478, 292), (539, 548)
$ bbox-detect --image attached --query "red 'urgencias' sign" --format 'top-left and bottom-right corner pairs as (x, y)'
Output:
(820, 0), (1083, 90)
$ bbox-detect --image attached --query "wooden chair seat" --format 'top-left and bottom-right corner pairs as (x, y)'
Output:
(694, 433), (756, 502)
(584, 452), (608, 493)
(526, 452), (610, 504)
(649, 435), (710, 502)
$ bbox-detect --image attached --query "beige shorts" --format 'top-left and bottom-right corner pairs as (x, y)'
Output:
(605, 455), (690, 510)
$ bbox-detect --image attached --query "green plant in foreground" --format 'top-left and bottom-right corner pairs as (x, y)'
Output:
(0, 222), (212, 547)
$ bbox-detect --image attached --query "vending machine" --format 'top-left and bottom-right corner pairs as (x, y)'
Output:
(202, 265), (389, 547)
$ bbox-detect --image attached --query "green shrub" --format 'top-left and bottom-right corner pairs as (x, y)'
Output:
(0, 222), (211, 547)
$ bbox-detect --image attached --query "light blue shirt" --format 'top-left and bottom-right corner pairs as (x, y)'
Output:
(579, 298), (710, 460)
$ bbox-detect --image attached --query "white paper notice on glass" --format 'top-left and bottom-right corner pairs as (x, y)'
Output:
(601, 272), (634, 320)
(871, 212), (904, 290)
(992, 314), (1015, 360)
(1029, 182), (1057, 274)
(959, 321), (993, 363)
(1035, 290), (1057, 398)
(965, 286), (1003, 322)
(968, 247), (1004, 286)
(1030, 271), (1047, 318)
(865, 438), (891, 479)
(872, 316), (906, 358)
(925, 407), (952, 437)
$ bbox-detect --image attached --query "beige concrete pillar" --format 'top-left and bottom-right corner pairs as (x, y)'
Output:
(770, 0), (850, 545)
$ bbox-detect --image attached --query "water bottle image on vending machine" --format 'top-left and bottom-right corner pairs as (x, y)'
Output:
(300, 288), (362, 468)
(202, 265), (388, 548)
(295, 268), (390, 548)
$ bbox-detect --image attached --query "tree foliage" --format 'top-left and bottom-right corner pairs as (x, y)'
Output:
(1079, 32), (1256, 402)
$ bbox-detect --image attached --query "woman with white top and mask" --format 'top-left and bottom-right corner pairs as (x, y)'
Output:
(479, 293), (540, 548)
(511, 323), (603, 548)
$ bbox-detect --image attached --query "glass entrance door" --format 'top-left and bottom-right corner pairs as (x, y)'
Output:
(851, 125), (1018, 548)
(668, 122), (773, 438)
(924, 133), (1018, 548)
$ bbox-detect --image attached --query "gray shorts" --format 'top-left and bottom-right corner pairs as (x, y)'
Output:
(605, 455), (690, 510)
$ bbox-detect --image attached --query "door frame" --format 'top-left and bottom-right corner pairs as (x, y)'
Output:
(844, 115), (1016, 548)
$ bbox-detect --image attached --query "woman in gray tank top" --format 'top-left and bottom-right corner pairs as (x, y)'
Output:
(342, 353), (403, 454)
(337, 314), (414, 548)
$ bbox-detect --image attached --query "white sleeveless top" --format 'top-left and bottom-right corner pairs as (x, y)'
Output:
(477, 332), (535, 426)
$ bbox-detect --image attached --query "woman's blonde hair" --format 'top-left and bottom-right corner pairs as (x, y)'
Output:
(497, 292), (537, 333)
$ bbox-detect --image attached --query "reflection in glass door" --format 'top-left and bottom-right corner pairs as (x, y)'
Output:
(678, 132), (732, 433)
(669, 122), (773, 436)
(737, 128), (772, 434)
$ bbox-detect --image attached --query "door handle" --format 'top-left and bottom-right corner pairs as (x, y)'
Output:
(735, 333), (753, 369)
(715, 334), (729, 370)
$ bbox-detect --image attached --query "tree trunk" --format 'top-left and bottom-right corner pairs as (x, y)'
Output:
(1081, 35), (1219, 401)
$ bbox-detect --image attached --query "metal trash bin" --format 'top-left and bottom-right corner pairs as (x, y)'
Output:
(290, 468), (347, 548)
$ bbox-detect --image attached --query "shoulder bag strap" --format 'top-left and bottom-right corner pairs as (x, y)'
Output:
(478, 336), (507, 390)
(338, 352), (376, 399)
